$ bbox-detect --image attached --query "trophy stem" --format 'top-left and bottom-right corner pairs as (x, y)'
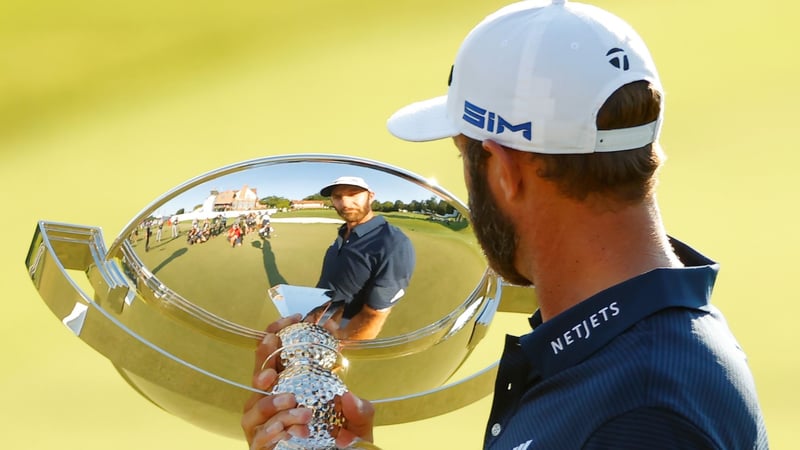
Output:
(272, 323), (348, 450)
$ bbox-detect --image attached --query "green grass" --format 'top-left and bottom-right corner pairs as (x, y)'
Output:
(132, 215), (484, 338)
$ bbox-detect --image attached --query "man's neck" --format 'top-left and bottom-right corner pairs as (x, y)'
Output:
(344, 212), (375, 239)
(520, 200), (681, 322)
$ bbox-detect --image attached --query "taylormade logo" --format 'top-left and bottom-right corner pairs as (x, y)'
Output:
(606, 47), (630, 70)
(462, 100), (532, 141)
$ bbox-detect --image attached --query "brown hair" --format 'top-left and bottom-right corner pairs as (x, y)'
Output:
(464, 81), (663, 205)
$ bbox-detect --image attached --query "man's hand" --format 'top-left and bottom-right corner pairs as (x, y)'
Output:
(334, 391), (376, 448)
(303, 301), (345, 329)
(242, 314), (310, 449)
(241, 314), (377, 449)
(303, 301), (332, 326)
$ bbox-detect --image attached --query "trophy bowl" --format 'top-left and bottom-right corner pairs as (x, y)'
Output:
(25, 154), (536, 439)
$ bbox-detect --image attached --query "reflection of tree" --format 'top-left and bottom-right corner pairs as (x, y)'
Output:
(370, 196), (456, 215)
(260, 195), (291, 209)
(261, 192), (458, 216)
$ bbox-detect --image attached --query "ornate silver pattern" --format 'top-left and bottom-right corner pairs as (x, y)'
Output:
(273, 323), (347, 450)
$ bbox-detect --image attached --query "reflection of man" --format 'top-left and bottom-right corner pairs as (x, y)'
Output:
(155, 217), (164, 242)
(306, 176), (415, 340)
(243, 1), (767, 448)
(170, 214), (179, 238)
(260, 213), (271, 238)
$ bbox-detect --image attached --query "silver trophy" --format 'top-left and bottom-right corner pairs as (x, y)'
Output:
(271, 321), (348, 450)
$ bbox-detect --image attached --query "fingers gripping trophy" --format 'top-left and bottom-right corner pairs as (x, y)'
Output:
(267, 322), (348, 450)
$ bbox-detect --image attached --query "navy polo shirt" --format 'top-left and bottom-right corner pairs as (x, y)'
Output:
(316, 215), (415, 319)
(484, 238), (768, 449)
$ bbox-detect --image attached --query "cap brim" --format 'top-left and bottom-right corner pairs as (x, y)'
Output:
(386, 95), (459, 142)
(319, 185), (336, 196)
(320, 183), (370, 197)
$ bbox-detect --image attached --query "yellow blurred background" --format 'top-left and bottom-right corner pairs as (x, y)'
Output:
(1, 0), (797, 448)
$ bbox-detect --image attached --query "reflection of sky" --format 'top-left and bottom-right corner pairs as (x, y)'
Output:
(157, 161), (442, 215)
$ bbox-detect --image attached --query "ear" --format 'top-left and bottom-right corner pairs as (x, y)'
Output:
(483, 140), (522, 204)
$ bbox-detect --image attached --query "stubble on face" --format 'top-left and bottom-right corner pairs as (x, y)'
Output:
(332, 186), (372, 225)
(460, 138), (532, 287)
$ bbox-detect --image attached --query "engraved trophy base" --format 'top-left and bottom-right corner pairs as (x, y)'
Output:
(272, 322), (348, 450)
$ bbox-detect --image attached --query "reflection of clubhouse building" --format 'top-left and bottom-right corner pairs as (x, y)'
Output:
(178, 185), (273, 221)
(212, 185), (263, 212)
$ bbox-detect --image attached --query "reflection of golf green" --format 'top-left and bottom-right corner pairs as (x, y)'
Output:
(133, 213), (484, 338)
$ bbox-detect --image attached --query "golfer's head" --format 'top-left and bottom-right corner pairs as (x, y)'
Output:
(387, 0), (663, 155)
(319, 176), (375, 223)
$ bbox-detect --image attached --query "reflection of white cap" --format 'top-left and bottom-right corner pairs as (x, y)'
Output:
(387, 0), (663, 154)
(319, 176), (372, 197)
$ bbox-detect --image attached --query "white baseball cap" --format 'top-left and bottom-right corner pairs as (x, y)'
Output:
(319, 176), (372, 196)
(387, 0), (663, 154)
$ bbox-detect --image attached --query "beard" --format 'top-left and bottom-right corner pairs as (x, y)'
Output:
(335, 197), (370, 223)
(466, 159), (532, 287)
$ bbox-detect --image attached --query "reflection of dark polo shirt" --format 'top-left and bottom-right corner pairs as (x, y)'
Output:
(316, 215), (415, 319)
(484, 238), (768, 449)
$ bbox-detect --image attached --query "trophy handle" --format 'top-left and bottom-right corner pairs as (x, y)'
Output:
(26, 221), (133, 334)
(24, 220), (533, 435)
(25, 221), (262, 438)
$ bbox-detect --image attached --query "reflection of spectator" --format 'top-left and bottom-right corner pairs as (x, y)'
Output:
(170, 214), (179, 238)
(246, 213), (257, 235)
(259, 213), (271, 238)
(155, 217), (164, 242)
(306, 176), (415, 340)
(228, 223), (243, 247)
(144, 221), (152, 252)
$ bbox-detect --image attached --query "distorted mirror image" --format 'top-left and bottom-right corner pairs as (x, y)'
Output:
(26, 155), (501, 439)
(123, 160), (483, 341)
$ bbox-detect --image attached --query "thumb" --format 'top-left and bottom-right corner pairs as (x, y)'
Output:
(336, 392), (375, 448)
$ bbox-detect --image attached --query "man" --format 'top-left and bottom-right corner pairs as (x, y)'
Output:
(242, 1), (768, 448)
(155, 217), (164, 242)
(305, 176), (415, 341)
(259, 212), (271, 238)
(144, 220), (152, 252)
(170, 214), (179, 238)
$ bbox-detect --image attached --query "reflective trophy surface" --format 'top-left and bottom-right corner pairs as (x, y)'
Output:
(24, 154), (536, 440)
(271, 322), (347, 450)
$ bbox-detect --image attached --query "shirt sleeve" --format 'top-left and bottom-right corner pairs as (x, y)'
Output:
(583, 407), (718, 449)
(366, 234), (416, 311)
